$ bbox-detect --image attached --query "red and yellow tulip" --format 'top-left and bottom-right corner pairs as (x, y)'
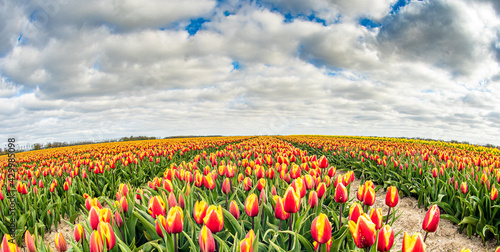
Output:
(377, 225), (394, 252)
(402, 232), (426, 252)
(199, 225), (215, 252)
(348, 213), (376, 249)
(203, 205), (224, 233)
(311, 213), (332, 244)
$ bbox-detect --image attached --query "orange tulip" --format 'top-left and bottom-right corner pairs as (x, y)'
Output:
(229, 200), (240, 220)
(283, 186), (300, 213)
(335, 183), (348, 203)
(89, 206), (100, 230)
(167, 206), (184, 234)
(74, 223), (86, 243)
(193, 200), (209, 225)
(422, 205), (440, 233)
(148, 196), (166, 219)
(349, 203), (364, 224)
(97, 222), (116, 250)
(55, 233), (68, 252)
(308, 191), (318, 208)
(402, 232), (426, 252)
(385, 186), (399, 208)
(377, 225), (394, 252)
(199, 225), (215, 252)
(24, 230), (36, 252)
(311, 213), (332, 244)
(89, 231), (104, 252)
(203, 205), (224, 233)
(348, 213), (376, 249)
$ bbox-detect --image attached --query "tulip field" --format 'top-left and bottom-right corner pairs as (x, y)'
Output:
(1, 135), (500, 252)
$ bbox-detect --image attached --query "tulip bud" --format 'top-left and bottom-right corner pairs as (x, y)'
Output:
(199, 225), (216, 252)
(156, 215), (169, 237)
(89, 206), (100, 230)
(115, 210), (124, 227)
(316, 182), (327, 199)
(271, 185), (277, 196)
(402, 232), (426, 252)
(318, 156), (329, 169)
(222, 178), (231, 194)
(55, 233), (68, 252)
(178, 192), (185, 209)
(422, 204), (440, 233)
(377, 225), (394, 252)
(311, 213), (332, 244)
(193, 200), (209, 225)
(460, 182), (468, 194)
(308, 191), (318, 208)
(274, 196), (290, 220)
(369, 208), (383, 230)
(97, 222), (116, 249)
(363, 186), (376, 207)
(203, 205), (224, 233)
(148, 196), (166, 219)
(335, 183), (348, 203)
(229, 200), (240, 220)
(492, 184), (498, 201)
(357, 184), (365, 201)
(25, 230), (36, 252)
(245, 194), (259, 217)
(74, 223), (86, 243)
(168, 192), (178, 208)
(89, 231), (104, 252)
(348, 203), (364, 226)
(283, 186), (300, 214)
(385, 186), (399, 208)
(243, 177), (252, 191)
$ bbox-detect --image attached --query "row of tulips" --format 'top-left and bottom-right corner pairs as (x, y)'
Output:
(281, 135), (500, 245)
(1, 136), (499, 251)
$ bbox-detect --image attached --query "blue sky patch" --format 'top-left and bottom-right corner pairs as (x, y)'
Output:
(232, 61), (240, 71)
(359, 18), (381, 29)
(186, 18), (209, 36)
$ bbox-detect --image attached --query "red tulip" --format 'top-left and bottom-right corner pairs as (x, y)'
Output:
(89, 231), (104, 252)
(245, 194), (259, 217)
(222, 178), (231, 194)
(318, 155), (328, 169)
(385, 186), (399, 208)
(422, 204), (440, 233)
(283, 186), (300, 214)
(308, 191), (318, 208)
(203, 205), (224, 233)
(24, 230), (36, 252)
(99, 208), (112, 224)
(349, 203), (364, 224)
(54, 233), (68, 252)
(229, 200), (240, 220)
(363, 186), (375, 207)
(148, 196), (166, 219)
(74, 223), (86, 243)
(492, 184), (498, 201)
(115, 210), (124, 227)
(335, 183), (348, 203)
(166, 206), (184, 234)
(199, 225), (215, 252)
(311, 213), (332, 244)
(89, 206), (100, 230)
(377, 225), (394, 252)
(460, 182), (468, 194)
(402, 232), (426, 252)
(168, 191), (178, 208)
(369, 208), (383, 230)
(243, 177), (252, 191)
(1, 235), (21, 252)
(193, 200), (209, 225)
(257, 178), (266, 191)
(316, 182), (327, 199)
(348, 213), (376, 249)
(97, 222), (116, 250)
(156, 215), (169, 237)
(274, 196), (290, 220)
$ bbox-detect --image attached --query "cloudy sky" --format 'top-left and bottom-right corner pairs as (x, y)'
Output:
(1, 0), (500, 148)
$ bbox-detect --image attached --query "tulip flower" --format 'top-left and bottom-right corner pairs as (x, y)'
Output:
(348, 213), (376, 249)
(422, 204), (440, 241)
(274, 196), (290, 230)
(166, 206), (184, 252)
(199, 225), (216, 252)
(369, 208), (383, 230)
(240, 230), (255, 252)
(311, 213), (332, 245)
(402, 232), (426, 252)
(349, 203), (364, 224)
(335, 183), (348, 204)
(460, 182), (468, 194)
(495, 246), (500, 252)
(283, 186), (300, 214)
(459, 249), (471, 252)
(99, 208), (112, 224)
(357, 184), (365, 201)
(89, 206), (100, 230)
(243, 177), (252, 191)
(148, 196), (166, 219)
(204, 205), (224, 234)
(74, 223), (86, 243)
(308, 190), (318, 208)
(55, 233), (68, 252)
(377, 225), (394, 252)
(245, 193), (259, 229)
(178, 192), (185, 209)
(222, 178), (231, 194)
(97, 222), (116, 250)
(168, 191), (178, 208)
(385, 186), (399, 225)
(24, 230), (36, 252)
(1, 234), (21, 252)
(156, 215), (169, 237)
(89, 231), (104, 252)
(318, 155), (329, 169)
(193, 200), (209, 225)
(316, 182), (327, 199)
(229, 200), (240, 220)
(492, 184), (498, 201)
(363, 186), (376, 207)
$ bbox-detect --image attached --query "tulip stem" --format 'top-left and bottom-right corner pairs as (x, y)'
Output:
(175, 233), (178, 252)
(318, 243), (322, 252)
(385, 207), (391, 225)
(339, 203), (343, 230)
(252, 216), (255, 230)
(423, 231), (428, 242)
(279, 220), (282, 231)
(288, 213), (293, 250)
(215, 239), (219, 252)
(225, 194), (228, 210)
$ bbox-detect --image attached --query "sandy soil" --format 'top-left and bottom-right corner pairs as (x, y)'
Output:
(345, 174), (499, 252)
